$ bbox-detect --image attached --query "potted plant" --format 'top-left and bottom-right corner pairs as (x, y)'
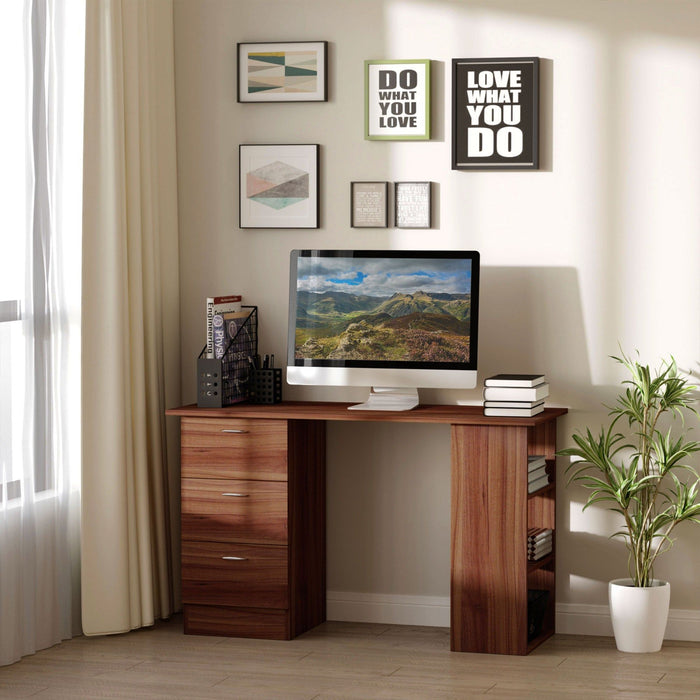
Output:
(559, 350), (700, 652)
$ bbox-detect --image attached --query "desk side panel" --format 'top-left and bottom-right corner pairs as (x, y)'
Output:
(451, 424), (529, 654)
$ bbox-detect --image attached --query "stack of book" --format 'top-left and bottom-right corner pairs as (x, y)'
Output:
(482, 374), (549, 417)
(527, 455), (550, 493)
(528, 528), (553, 561)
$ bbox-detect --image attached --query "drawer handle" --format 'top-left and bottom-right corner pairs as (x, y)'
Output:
(221, 429), (249, 434)
(222, 493), (249, 498)
(221, 556), (248, 561)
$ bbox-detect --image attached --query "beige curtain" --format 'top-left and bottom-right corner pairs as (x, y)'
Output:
(81, 0), (181, 635)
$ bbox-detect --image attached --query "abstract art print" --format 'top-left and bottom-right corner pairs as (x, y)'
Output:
(237, 42), (328, 102)
(239, 144), (319, 229)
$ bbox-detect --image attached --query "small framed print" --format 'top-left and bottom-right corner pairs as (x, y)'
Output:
(237, 41), (328, 103)
(395, 182), (431, 228)
(365, 59), (430, 140)
(351, 182), (389, 228)
(452, 56), (539, 170)
(239, 144), (319, 229)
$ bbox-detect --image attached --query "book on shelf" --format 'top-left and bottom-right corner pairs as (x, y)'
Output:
(527, 473), (550, 494)
(528, 464), (547, 483)
(528, 539), (552, 553)
(213, 309), (252, 360)
(206, 294), (242, 358)
(484, 373), (546, 388)
(528, 528), (552, 543)
(528, 544), (553, 561)
(484, 399), (545, 410)
(527, 455), (547, 472)
(527, 528), (553, 561)
(484, 404), (544, 417)
(483, 382), (550, 402)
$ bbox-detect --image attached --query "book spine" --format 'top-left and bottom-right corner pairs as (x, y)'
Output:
(212, 294), (242, 305)
(206, 297), (214, 358)
(213, 314), (227, 359)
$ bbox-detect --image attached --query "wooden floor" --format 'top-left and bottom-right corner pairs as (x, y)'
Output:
(2, 616), (700, 699)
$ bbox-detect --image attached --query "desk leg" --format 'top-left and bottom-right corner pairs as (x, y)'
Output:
(450, 424), (529, 654)
(289, 419), (326, 637)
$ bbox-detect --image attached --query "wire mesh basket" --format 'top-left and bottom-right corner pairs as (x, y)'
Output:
(196, 306), (258, 407)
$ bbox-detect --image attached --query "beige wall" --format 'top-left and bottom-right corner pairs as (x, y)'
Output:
(173, 0), (700, 633)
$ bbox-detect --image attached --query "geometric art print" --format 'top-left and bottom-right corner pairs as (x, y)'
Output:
(238, 42), (327, 103)
(239, 144), (318, 228)
(247, 51), (318, 95)
(246, 160), (309, 210)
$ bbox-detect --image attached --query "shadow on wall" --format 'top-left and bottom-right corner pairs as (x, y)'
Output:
(479, 265), (612, 411)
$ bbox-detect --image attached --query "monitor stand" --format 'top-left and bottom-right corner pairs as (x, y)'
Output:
(348, 387), (420, 411)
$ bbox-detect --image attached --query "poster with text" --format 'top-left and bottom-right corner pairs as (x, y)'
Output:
(452, 57), (539, 170)
(365, 60), (430, 140)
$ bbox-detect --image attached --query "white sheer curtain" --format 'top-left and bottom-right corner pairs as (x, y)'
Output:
(0, 0), (85, 666)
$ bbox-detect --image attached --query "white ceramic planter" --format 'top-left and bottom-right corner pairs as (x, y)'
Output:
(608, 578), (670, 653)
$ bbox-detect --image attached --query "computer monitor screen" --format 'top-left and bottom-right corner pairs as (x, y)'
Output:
(287, 250), (480, 409)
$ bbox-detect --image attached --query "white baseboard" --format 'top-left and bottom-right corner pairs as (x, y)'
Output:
(327, 591), (700, 641)
(556, 602), (700, 641)
(327, 591), (450, 628)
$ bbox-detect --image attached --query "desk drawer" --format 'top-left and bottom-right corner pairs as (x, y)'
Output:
(182, 540), (288, 609)
(181, 417), (287, 480)
(182, 478), (287, 545)
(184, 604), (290, 640)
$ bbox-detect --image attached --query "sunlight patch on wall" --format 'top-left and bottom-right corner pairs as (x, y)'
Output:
(613, 36), (700, 370)
(569, 499), (621, 536)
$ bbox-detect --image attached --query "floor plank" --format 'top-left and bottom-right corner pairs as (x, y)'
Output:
(1, 616), (699, 699)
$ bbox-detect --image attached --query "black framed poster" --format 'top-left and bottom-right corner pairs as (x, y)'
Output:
(452, 57), (539, 170)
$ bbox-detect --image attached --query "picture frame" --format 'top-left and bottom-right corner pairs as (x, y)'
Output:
(350, 182), (389, 228)
(452, 56), (539, 170)
(365, 59), (430, 140)
(239, 144), (319, 229)
(394, 182), (431, 229)
(237, 41), (328, 103)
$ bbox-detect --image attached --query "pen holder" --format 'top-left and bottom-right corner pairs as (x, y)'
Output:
(248, 368), (282, 404)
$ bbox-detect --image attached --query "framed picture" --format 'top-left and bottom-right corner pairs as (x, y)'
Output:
(452, 57), (539, 170)
(350, 182), (389, 228)
(237, 41), (328, 102)
(365, 59), (430, 140)
(395, 182), (431, 228)
(239, 144), (319, 229)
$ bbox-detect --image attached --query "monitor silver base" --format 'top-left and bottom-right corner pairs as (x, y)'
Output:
(348, 387), (419, 411)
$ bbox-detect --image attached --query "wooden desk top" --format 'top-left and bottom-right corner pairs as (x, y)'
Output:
(166, 401), (567, 426)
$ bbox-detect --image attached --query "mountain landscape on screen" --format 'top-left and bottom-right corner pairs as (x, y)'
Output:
(295, 289), (472, 362)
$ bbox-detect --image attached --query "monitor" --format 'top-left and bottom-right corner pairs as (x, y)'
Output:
(286, 250), (480, 410)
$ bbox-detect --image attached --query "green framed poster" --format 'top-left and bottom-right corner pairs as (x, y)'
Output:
(365, 59), (431, 140)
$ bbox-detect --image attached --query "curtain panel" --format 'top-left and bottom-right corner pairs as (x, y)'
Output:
(81, 0), (181, 635)
(0, 0), (84, 666)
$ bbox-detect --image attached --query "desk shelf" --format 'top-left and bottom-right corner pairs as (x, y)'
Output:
(167, 401), (567, 655)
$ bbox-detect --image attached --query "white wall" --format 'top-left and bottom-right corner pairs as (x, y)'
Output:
(173, 0), (700, 634)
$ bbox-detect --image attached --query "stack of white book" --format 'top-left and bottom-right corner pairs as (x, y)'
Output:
(527, 455), (549, 493)
(528, 528), (553, 561)
(483, 374), (549, 417)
